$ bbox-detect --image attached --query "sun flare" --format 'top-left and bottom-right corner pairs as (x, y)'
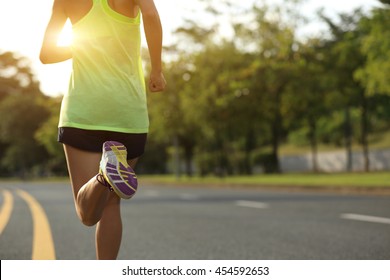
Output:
(57, 20), (73, 46)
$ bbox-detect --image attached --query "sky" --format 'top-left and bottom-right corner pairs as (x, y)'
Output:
(0, 0), (382, 97)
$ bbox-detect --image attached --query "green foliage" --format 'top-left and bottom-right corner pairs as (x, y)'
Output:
(141, 1), (390, 175)
(355, 7), (390, 95)
(0, 94), (50, 176)
(34, 97), (67, 175)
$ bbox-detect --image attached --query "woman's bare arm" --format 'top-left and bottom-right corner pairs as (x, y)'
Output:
(40, 0), (72, 64)
(136, 0), (166, 92)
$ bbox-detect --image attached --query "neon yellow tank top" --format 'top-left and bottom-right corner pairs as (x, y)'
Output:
(59, 0), (148, 133)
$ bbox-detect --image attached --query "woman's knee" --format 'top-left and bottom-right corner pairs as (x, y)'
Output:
(78, 192), (120, 226)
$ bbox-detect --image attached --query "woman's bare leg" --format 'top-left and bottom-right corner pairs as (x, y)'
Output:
(95, 158), (139, 260)
(63, 144), (139, 259)
(95, 192), (122, 259)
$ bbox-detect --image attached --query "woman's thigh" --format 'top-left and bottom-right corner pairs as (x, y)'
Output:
(63, 144), (102, 200)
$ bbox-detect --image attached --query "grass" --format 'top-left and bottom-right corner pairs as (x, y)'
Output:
(139, 172), (390, 188)
(3, 172), (389, 188)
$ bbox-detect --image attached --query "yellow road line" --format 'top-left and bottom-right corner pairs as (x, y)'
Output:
(0, 190), (13, 235)
(17, 189), (56, 260)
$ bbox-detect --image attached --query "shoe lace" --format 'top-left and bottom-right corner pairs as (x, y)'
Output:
(96, 173), (113, 192)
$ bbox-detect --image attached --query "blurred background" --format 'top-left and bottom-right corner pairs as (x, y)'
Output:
(0, 0), (389, 180)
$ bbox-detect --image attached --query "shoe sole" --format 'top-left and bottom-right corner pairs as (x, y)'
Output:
(101, 141), (137, 199)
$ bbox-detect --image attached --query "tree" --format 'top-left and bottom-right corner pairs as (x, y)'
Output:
(0, 94), (50, 176)
(354, 4), (390, 171)
(284, 38), (330, 172)
(319, 9), (369, 171)
(356, 4), (390, 96)
(0, 51), (51, 177)
(234, 4), (302, 173)
(158, 1), (260, 176)
(188, 41), (254, 176)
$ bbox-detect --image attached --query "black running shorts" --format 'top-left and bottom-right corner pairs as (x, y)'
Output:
(58, 127), (147, 160)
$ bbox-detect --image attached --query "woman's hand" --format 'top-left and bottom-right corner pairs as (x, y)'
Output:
(149, 71), (166, 92)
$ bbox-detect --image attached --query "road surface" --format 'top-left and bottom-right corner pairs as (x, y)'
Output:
(0, 181), (389, 260)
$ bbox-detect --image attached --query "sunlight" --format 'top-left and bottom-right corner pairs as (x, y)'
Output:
(57, 20), (73, 46)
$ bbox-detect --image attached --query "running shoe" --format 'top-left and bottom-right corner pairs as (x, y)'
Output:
(99, 141), (138, 199)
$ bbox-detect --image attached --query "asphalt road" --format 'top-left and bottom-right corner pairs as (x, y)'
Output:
(0, 181), (389, 260)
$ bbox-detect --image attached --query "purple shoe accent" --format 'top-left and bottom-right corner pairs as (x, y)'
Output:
(106, 167), (119, 174)
(109, 175), (122, 181)
(116, 182), (136, 196)
(106, 162), (117, 169)
(124, 175), (138, 187)
(105, 141), (124, 149)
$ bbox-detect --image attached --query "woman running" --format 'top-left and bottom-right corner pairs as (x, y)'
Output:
(40, 0), (166, 259)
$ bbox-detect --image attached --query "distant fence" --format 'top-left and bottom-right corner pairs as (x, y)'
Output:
(280, 148), (390, 173)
